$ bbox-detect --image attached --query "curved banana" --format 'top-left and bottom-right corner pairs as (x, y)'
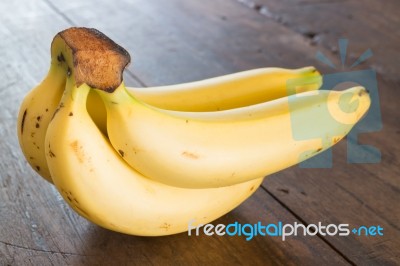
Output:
(17, 54), (67, 182)
(88, 66), (322, 133)
(19, 27), (370, 237)
(18, 61), (320, 183)
(131, 66), (321, 111)
(99, 84), (371, 188)
(44, 36), (262, 234)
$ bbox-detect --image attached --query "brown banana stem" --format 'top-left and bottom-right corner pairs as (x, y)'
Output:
(52, 27), (130, 92)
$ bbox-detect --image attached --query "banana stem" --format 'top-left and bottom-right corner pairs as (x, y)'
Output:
(53, 27), (131, 93)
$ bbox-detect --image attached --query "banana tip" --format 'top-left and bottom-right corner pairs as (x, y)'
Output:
(348, 86), (371, 120)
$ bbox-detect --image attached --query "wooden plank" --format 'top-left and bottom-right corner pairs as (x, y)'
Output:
(234, 0), (400, 80)
(0, 0), (351, 264)
(233, 0), (400, 82)
(44, 0), (400, 264)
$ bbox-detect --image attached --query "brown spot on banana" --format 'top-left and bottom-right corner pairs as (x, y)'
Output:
(72, 204), (91, 219)
(51, 102), (65, 121)
(70, 140), (85, 163)
(160, 223), (171, 231)
(118, 149), (125, 157)
(60, 189), (88, 216)
(57, 53), (65, 62)
(48, 143), (56, 158)
(182, 151), (199, 159)
(20, 109), (27, 134)
(51, 108), (60, 121)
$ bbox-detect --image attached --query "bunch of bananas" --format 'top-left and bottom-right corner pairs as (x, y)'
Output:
(17, 27), (370, 236)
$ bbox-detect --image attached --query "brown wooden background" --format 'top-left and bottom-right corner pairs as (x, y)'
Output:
(0, 0), (399, 265)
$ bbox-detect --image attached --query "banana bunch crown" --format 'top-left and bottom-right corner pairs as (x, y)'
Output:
(54, 27), (130, 92)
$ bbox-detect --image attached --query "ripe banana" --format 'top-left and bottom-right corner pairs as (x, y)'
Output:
(18, 27), (372, 236)
(99, 83), (371, 189)
(17, 59), (66, 182)
(18, 55), (321, 184)
(45, 29), (263, 235)
(88, 66), (322, 134)
(129, 67), (322, 112)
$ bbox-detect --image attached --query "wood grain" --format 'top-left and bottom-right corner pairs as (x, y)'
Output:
(233, 0), (400, 81)
(0, 0), (399, 264)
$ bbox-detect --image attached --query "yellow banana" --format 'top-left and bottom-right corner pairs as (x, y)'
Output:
(131, 67), (321, 111)
(88, 66), (321, 134)
(99, 84), (371, 188)
(45, 30), (262, 235)
(17, 59), (66, 182)
(18, 27), (372, 237)
(18, 44), (320, 184)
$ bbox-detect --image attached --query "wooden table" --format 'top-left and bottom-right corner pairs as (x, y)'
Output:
(1, 0), (399, 264)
